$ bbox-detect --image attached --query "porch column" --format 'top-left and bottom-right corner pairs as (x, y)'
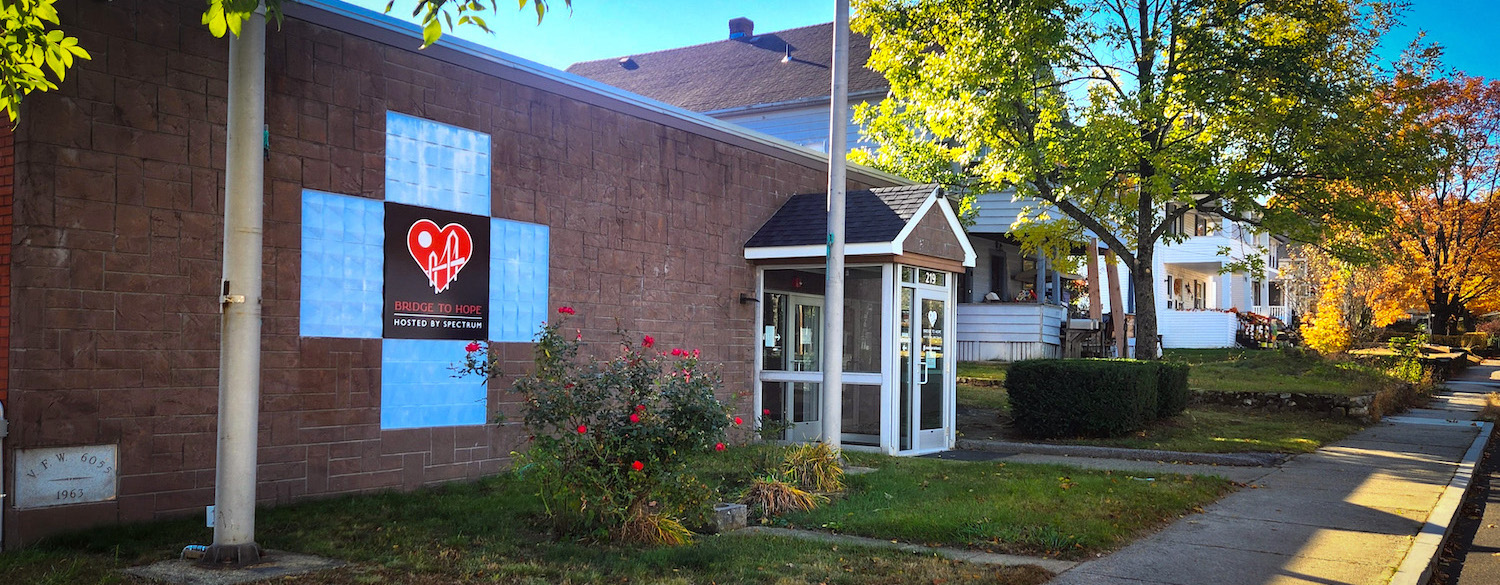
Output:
(1035, 253), (1047, 303)
(1052, 269), (1063, 307)
(1106, 251), (1126, 357)
(1087, 240), (1102, 320)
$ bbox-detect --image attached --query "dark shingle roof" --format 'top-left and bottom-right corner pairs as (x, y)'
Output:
(565, 22), (887, 112)
(745, 185), (937, 249)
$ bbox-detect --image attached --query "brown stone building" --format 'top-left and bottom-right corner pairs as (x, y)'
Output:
(0, 0), (942, 546)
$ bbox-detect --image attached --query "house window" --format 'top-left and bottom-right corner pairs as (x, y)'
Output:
(1194, 215), (1212, 236)
(1252, 280), (1262, 306)
(1165, 205), (1184, 236)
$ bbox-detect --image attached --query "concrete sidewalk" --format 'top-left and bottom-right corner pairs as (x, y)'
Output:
(1047, 361), (1499, 585)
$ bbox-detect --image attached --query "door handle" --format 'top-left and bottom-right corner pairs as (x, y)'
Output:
(918, 346), (930, 385)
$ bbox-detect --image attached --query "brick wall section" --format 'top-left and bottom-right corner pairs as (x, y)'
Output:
(904, 205), (967, 264)
(5, 0), (886, 543)
(0, 124), (11, 406)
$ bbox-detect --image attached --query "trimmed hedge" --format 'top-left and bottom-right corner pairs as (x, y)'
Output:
(1006, 359), (1159, 438)
(1156, 362), (1191, 418)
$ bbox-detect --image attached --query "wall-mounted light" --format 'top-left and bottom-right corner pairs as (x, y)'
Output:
(739, 293), (760, 305)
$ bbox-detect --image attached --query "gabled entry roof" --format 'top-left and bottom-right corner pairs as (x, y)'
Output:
(745, 185), (977, 268)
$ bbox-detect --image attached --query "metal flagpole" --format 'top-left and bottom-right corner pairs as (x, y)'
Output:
(821, 0), (849, 448)
(204, 2), (266, 567)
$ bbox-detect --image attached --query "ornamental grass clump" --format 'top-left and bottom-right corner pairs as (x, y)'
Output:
(458, 307), (738, 545)
(742, 476), (826, 517)
(782, 442), (845, 493)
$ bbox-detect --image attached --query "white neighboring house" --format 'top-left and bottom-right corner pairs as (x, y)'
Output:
(1153, 208), (1296, 348)
(569, 18), (1291, 354)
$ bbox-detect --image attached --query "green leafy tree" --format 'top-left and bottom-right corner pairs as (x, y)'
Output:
(852, 0), (1428, 358)
(0, 0), (90, 122)
(1, 0), (569, 121)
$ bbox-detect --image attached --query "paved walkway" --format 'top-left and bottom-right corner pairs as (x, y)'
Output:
(1047, 360), (1499, 585)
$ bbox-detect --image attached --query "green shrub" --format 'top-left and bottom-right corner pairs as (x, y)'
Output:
(1006, 359), (1159, 438)
(457, 308), (739, 544)
(1156, 362), (1191, 418)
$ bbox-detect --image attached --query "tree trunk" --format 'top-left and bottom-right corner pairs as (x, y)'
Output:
(1429, 285), (1458, 335)
(1132, 249), (1160, 359)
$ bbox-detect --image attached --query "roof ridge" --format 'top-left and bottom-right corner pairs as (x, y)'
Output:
(566, 21), (836, 70)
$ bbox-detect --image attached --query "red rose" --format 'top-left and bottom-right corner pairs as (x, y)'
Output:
(631, 460), (644, 471)
(692, 349), (700, 359)
(715, 443), (726, 452)
(629, 413), (640, 424)
(763, 409), (771, 415)
(635, 404), (646, 412)
(733, 416), (743, 426)
(671, 348), (684, 356)
(576, 424), (587, 434)
(642, 335), (655, 348)
(558, 306), (575, 315)
(465, 341), (481, 353)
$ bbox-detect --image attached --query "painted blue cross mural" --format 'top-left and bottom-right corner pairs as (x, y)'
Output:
(299, 112), (550, 429)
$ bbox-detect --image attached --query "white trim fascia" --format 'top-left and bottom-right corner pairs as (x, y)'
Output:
(889, 188), (979, 268)
(702, 89), (889, 117)
(293, 0), (913, 188)
(744, 242), (899, 260)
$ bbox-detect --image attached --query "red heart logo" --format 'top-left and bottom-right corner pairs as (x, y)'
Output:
(407, 219), (474, 293)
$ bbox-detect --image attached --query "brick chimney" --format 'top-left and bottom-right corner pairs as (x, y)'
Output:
(728, 17), (754, 40)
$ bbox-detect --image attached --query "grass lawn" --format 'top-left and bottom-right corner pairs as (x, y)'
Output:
(1164, 348), (1400, 396)
(957, 383), (1362, 454)
(959, 383), (1010, 411)
(957, 361), (1009, 382)
(784, 454), (1231, 559)
(1, 445), (1231, 584)
(4, 470), (1058, 585)
(1069, 406), (1362, 454)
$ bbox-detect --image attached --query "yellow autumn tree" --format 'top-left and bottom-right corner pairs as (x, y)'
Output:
(1294, 246), (1399, 354)
(1303, 269), (1354, 354)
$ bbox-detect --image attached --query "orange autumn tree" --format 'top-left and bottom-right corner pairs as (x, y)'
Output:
(1366, 74), (1500, 334)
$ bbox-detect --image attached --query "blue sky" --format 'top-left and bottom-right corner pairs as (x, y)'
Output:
(346, 1), (1498, 78)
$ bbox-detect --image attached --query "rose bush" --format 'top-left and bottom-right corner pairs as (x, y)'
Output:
(458, 308), (735, 544)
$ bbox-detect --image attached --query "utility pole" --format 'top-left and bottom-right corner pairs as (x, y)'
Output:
(204, 3), (266, 567)
(821, 0), (849, 449)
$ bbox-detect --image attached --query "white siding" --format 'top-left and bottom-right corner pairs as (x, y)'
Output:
(716, 101), (877, 154)
(1158, 310), (1238, 348)
(970, 190), (1029, 234)
(956, 303), (1066, 361)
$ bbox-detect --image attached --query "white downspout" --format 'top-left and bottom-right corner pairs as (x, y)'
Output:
(1, 401), (7, 550)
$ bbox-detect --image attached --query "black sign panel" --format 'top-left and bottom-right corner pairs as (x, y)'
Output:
(383, 202), (490, 339)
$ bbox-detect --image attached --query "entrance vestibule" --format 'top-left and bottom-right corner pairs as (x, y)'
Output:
(754, 264), (956, 456)
(743, 184), (976, 456)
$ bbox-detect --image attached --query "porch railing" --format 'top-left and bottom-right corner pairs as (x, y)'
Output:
(1251, 305), (1289, 322)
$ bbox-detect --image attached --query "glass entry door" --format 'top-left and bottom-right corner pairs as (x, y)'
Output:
(761, 291), (823, 442)
(903, 288), (948, 453)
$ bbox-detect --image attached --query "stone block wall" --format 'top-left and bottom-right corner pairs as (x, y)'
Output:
(3, 0), (887, 545)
